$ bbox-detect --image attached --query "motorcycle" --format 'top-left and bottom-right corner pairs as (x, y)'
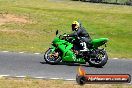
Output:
(44, 30), (109, 67)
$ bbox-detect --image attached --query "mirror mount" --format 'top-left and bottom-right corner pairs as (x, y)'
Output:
(56, 30), (58, 35)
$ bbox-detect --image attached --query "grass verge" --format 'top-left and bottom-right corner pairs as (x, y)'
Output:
(0, 0), (131, 58)
(0, 78), (131, 88)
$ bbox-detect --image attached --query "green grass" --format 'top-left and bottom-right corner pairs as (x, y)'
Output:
(0, 0), (132, 58)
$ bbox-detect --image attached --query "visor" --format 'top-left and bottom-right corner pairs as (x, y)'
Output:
(72, 24), (76, 30)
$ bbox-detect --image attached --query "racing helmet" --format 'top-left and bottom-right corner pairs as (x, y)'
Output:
(72, 21), (80, 31)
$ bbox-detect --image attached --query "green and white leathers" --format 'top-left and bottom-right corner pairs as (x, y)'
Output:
(44, 30), (109, 67)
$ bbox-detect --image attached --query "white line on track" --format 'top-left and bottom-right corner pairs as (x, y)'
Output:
(2, 51), (9, 53)
(0, 75), (75, 81)
(19, 52), (24, 54)
(34, 53), (41, 55)
(34, 77), (46, 79)
(64, 79), (76, 81)
(49, 78), (63, 80)
(15, 76), (26, 78)
(0, 75), (9, 77)
(113, 58), (119, 59)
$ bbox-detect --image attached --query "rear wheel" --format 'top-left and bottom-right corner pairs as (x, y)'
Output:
(44, 48), (61, 65)
(88, 50), (108, 67)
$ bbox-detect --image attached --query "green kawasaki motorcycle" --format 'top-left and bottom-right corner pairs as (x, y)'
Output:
(44, 30), (109, 67)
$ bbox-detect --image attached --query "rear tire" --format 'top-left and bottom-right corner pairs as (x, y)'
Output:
(88, 50), (108, 67)
(44, 48), (61, 65)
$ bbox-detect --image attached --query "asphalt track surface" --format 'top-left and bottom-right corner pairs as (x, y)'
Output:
(0, 51), (132, 83)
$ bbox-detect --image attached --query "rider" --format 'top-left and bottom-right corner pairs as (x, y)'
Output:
(67, 21), (91, 49)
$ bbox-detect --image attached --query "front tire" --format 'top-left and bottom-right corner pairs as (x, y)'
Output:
(88, 50), (108, 67)
(44, 48), (61, 65)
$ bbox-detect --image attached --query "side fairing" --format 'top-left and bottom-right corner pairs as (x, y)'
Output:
(52, 36), (85, 63)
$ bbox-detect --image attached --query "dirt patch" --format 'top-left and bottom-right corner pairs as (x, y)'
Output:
(0, 14), (32, 25)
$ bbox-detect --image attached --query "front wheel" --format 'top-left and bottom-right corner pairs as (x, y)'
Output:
(44, 48), (62, 65)
(88, 50), (108, 67)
